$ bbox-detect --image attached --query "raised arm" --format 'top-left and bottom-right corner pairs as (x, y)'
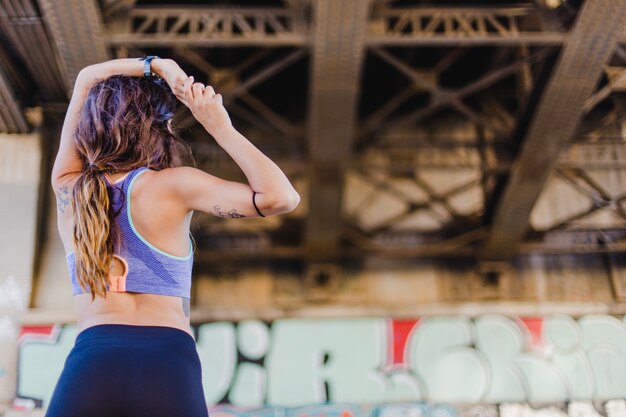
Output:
(163, 77), (300, 218)
(51, 58), (187, 188)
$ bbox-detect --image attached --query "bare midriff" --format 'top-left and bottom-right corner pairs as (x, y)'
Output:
(73, 292), (194, 340)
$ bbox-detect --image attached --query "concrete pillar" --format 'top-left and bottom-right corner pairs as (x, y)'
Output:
(32, 109), (74, 311)
(0, 133), (41, 410)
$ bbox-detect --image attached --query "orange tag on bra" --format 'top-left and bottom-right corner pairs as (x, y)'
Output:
(109, 275), (127, 292)
(108, 255), (129, 292)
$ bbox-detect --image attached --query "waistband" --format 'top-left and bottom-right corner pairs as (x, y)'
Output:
(75, 324), (196, 346)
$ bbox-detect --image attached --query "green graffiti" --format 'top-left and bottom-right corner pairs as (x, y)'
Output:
(580, 315), (626, 399)
(197, 322), (237, 404)
(545, 315), (594, 399)
(15, 315), (626, 407)
(475, 315), (526, 402)
(18, 325), (76, 407)
(230, 362), (266, 406)
(407, 317), (488, 402)
(266, 319), (389, 405)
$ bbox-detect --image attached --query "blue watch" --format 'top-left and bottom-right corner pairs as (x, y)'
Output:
(140, 55), (160, 77)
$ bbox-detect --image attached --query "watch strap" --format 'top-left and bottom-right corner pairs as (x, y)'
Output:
(141, 55), (160, 77)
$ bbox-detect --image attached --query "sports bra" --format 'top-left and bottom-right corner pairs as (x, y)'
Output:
(66, 167), (193, 299)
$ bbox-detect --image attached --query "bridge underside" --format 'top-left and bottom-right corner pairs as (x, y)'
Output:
(1, 0), (626, 298)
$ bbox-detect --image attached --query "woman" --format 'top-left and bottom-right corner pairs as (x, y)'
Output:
(47, 57), (300, 416)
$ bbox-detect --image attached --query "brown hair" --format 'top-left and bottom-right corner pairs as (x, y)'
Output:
(72, 75), (193, 300)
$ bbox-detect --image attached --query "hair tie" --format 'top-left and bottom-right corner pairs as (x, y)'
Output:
(156, 111), (174, 123)
(86, 164), (102, 173)
(252, 191), (265, 217)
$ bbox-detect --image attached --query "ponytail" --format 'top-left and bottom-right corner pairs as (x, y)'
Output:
(71, 166), (113, 301)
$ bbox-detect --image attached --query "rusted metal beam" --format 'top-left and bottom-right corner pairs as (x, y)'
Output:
(583, 67), (626, 113)
(305, 0), (371, 262)
(105, 4), (583, 48)
(0, 39), (28, 93)
(194, 237), (626, 262)
(37, 0), (110, 95)
(102, 0), (136, 20)
(0, 38), (28, 132)
(0, 0), (66, 101)
(108, 7), (308, 47)
(479, 0), (626, 263)
(368, 6), (566, 46)
(0, 64), (28, 133)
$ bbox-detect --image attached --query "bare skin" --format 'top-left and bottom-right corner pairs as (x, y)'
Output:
(52, 58), (300, 339)
(58, 170), (196, 338)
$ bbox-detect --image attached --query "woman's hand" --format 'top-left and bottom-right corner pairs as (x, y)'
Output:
(180, 77), (233, 136)
(151, 58), (188, 102)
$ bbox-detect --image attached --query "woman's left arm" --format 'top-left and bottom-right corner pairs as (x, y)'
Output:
(51, 58), (188, 189)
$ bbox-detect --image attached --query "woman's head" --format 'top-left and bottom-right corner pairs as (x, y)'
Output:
(72, 74), (193, 300)
(75, 74), (191, 171)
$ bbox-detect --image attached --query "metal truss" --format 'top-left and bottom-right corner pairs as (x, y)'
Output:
(195, 226), (625, 260)
(356, 145), (504, 171)
(559, 142), (626, 170)
(347, 227), (486, 258)
(523, 229), (626, 255)
(3, 0), (625, 262)
(357, 46), (551, 150)
(170, 47), (306, 134)
(348, 166), (482, 232)
(479, 0), (626, 264)
(108, 7), (308, 47)
(368, 6), (567, 46)
(357, 138), (626, 171)
(103, 4), (586, 49)
(546, 167), (626, 229)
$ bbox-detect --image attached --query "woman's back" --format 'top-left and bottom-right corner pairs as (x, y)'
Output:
(57, 167), (195, 338)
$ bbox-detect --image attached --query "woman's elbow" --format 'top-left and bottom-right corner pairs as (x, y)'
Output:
(76, 66), (92, 82)
(283, 191), (301, 212)
(267, 190), (300, 215)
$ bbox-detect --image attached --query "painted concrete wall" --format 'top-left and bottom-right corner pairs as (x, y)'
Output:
(5, 400), (626, 417)
(10, 314), (626, 411)
(0, 134), (41, 408)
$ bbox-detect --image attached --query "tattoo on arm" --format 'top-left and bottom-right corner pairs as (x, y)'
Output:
(214, 205), (245, 218)
(56, 185), (70, 214)
(182, 298), (190, 317)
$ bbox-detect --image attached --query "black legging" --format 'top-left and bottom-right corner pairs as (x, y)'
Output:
(45, 324), (209, 417)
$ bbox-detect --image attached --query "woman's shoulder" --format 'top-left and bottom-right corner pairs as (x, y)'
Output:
(146, 166), (208, 186)
(142, 166), (231, 208)
(134, 166), (206, 198)
(129, 166), (198, 218)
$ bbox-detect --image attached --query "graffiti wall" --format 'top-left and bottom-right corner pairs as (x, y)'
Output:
(13, 315), (626, 411)
(208, 401), (626, 417)
(0, 276), (28, 406)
